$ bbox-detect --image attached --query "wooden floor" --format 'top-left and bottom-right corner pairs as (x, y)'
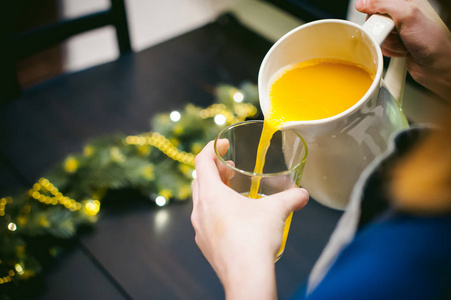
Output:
(0, 14), (342, 299)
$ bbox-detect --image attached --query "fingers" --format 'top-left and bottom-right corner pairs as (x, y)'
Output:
(382, 32), (409, 57)
(356, 0), (407, 17)
(284, 188), (309, 212)
(225, 160), (236, 180)
(354, 0), (413, 58)
(191, 179), (201, 240)
(216, 159), (235, 186)
(194, 139), (229, 186)
(215, 138), (229, 157)
(191, 179), (199, 208)
(214, 139), (234, 185)
(267, 188), (309, 218)
(355, 0), (428, 27)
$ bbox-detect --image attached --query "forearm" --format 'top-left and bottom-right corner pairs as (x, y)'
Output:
(221, 252), (277, 300)
(214, 245), (277, 300)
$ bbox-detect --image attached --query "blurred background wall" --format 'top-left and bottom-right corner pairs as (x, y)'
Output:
(60, 0), (236, 72)
(14, 0), (448, 124)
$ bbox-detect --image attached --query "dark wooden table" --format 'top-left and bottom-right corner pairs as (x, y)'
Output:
(0, 14), (342, 299)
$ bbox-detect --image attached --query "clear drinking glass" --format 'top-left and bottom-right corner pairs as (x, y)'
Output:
(214, 120), (308, 261)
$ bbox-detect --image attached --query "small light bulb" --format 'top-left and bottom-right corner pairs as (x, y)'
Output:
(214, 114), (226, 125)
(155, 196), (167, 207)
(170, 111), (181, 122)
(15, 264), (24, 275)
(233, 92), (244, 102)
(8, 222), (17, 231)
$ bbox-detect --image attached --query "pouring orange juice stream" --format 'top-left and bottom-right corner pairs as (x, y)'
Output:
(250, 58), (373, 257)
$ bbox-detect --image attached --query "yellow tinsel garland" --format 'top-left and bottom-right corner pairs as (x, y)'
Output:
(124, 102), (257, 167)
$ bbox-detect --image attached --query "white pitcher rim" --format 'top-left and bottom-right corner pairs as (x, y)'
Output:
(258, 18), (384, 128)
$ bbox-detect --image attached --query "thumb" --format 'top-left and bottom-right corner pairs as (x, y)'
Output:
(269, 188), (309, 216)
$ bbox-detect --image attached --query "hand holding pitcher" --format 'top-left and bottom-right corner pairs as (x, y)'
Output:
(356, 0), (451, 102)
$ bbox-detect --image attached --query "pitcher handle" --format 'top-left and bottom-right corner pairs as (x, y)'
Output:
(384, 57), (407, 106)
(362, 14), (407, 106)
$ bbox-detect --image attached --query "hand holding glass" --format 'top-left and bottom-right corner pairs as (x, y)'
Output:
(214, 121), (308, 261)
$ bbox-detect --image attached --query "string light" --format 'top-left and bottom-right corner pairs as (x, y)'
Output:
(14, 264), (24, 276)
(0, 263), (25, 285)
(83, 200), (101, 216)
(214, 114), (226, 125)
(233, 91), (244, 102)
(7, 223), (17, 231)
(170, 111), (181, 122)
(155, 196), (167, 207)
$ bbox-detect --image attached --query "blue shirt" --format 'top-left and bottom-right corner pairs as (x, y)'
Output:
(303, 214), (451, 299)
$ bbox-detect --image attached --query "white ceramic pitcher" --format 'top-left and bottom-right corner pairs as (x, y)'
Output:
(258, 15), (409, 210)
